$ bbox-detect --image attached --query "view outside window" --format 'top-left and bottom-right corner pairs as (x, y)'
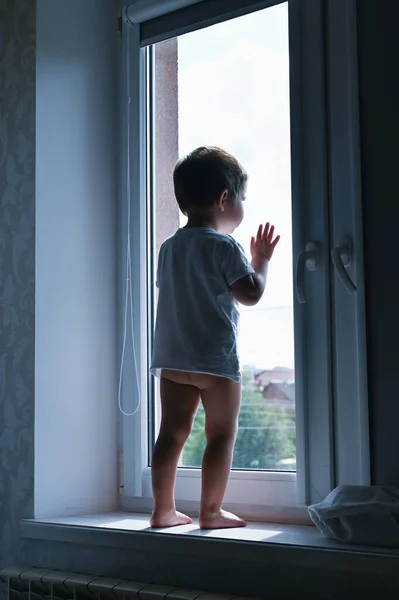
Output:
(151, 2), (295, 471)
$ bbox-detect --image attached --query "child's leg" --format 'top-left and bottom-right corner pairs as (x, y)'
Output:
(199, 377), (246, 530)
(150, 372), (200, 528)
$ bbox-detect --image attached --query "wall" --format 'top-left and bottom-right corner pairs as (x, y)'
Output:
(0, 0), (119, 574)
(154, 38), (180, 259)
(357, 0), (399, 485)
(34, 0), (118, 518)
(0, 0), (36, 569)
(153, 38), (180, 434)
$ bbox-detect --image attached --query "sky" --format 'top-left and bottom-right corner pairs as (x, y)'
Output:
(169, 3), (294, 369)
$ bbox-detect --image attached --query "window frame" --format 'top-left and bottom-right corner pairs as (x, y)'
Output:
(326, 0), (370, 485)
(119, 0), (369, 519)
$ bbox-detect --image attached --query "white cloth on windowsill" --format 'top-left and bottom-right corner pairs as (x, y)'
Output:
(308, 484), (399, 547)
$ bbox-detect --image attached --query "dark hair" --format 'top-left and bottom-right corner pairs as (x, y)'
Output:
(173, 146), (247, 216)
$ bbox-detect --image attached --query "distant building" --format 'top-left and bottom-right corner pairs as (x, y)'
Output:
(252, 367), (295, 415)
(254, 367), (294, 388)
(262, 381), (295, 415)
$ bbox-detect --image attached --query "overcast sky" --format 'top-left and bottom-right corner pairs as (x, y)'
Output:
(176, 2), (294, 369)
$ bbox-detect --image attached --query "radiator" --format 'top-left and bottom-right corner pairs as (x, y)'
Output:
(0, 567), (261, 600)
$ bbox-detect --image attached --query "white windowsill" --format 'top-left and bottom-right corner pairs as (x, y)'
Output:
(21, 512), (399, 576)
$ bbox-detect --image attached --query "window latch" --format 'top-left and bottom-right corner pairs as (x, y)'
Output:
(296, 242), (318, 304)
(331, 237), (357, 294)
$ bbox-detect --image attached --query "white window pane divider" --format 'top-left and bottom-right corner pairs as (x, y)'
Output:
(289, 0), (335, 506)
(326, 0), (370, 486)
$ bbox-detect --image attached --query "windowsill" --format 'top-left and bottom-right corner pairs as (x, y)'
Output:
(21, 512), (399, 575)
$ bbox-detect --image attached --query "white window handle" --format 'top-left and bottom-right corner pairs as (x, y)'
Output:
(331, 238), (357, 294)
(296, 242), (318, 304)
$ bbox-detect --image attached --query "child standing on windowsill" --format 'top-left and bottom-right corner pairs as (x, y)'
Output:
(150, 146), (280, 530)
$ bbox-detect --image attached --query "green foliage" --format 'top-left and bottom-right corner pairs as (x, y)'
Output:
(182, 374), (296, 470)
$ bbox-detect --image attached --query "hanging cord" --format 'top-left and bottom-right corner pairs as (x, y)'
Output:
(118, 35), (141, 417)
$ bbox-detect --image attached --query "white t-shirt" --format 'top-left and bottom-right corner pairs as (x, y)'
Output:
(150, 226), (257, 382)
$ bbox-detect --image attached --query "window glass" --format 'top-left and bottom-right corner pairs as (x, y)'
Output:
(151, 2), (295, 471)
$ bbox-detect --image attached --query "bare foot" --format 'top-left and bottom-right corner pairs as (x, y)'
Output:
(199, 509), (246, 530)
(150, 509), (192, 528)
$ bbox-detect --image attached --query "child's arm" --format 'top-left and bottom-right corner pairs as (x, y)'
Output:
(231, 262), (268, 306)
(231, 223), (280, 306)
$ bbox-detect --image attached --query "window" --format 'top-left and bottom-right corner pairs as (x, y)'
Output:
(120, 0), (369, 519)
(151, 5), (295, 474)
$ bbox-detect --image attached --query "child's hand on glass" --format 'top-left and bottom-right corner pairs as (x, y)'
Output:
(250, 222), (280, 263)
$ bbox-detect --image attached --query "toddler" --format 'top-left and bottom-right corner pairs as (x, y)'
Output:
(150, 147), (280, 529)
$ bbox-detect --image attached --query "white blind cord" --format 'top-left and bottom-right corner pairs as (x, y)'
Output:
(117, 81), (142, 416)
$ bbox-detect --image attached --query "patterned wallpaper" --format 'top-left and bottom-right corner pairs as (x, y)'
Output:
(0, 0), (36, 570)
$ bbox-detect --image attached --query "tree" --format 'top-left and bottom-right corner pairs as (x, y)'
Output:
(182, 372), (296, 470)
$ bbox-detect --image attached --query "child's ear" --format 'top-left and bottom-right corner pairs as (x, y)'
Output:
(218, 189), (229, 212)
